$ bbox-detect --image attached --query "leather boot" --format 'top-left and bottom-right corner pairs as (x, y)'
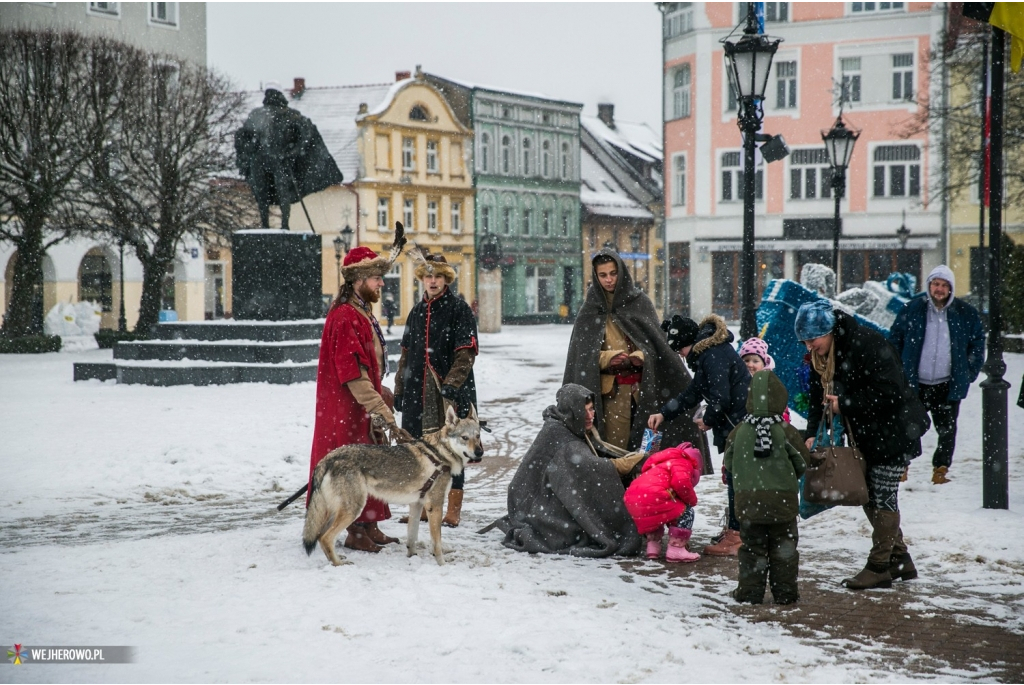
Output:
(932, 466), (950, 484)
(343, 524), (382, 553)
(362, 521), (399, 545)
(889, 552), (918, 581)
(842, 562), (892, 589)
(442, 489), (464, 528)
(704, 529), (742, 556)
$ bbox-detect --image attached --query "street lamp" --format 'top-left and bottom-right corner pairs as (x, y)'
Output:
(333, 223), (353, 291)
(895, 211), (911, 250)
(117, 237), (127, 333)
(630, 230), (641, 282)
(723, 2), (782, 340)
(821, 115), (861, 287)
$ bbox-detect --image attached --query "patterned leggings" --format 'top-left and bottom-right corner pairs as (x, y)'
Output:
(674, 506), (695, 530)
(866, 463), (905, 512)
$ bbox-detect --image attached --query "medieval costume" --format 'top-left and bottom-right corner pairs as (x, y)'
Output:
(563, 249), (711, 472)
(307, 228), (406, 551)
(395, 249), (478, 526)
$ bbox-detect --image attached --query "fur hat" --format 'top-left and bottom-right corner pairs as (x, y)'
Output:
(794, 299), (835, 342)
(409, 245), (456, 283)
(340, 222), (406, 282)
(738, 337), (775, 370)
(661, 315), (699, 352)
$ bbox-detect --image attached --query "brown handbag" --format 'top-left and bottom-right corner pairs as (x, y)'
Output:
(802, 410), (869, 506)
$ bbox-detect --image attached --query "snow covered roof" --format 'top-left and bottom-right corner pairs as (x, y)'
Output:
(581, 115), (662, 165)
(239, 83), (394, 181)
(580, 148), (654, 220)
(427, 73), (564, 104)
(358, 78), (415, 118)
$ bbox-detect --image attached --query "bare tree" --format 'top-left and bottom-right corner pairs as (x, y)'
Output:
(82, 51), (246, 335)
(0, 30), (128, 337)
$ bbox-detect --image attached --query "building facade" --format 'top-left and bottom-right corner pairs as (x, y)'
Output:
(661, 2), (946, 320)
(426, 73), (583, 324)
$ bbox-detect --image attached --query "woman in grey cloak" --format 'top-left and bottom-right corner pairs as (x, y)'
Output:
(497, 384), (642, 558)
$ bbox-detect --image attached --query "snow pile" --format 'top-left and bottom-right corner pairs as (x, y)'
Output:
(44, 301), (103, 337)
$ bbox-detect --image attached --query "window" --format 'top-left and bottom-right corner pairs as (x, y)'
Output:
(451, 201), (461, 234)
(79, 252), (112, 312)
(402, 137), (415, 171)
(502, 207), (514, 236)
(542, 140), (551, 176)
(501, 135), (512, 174)
(377, 197), (390, 230)
(522, 138), (532, 175)
(450, 142), (464, 176)
(561, 142), (571, 180)
(664, 3), (694, 38)
(892, 53), (914, 101)
(775, 61), (797, 109)
(851, 2), (904, 12)
(480, 206), (491, 233)
(561, 211), (571, 236)
(404, 198), (415, 230)
(789, 149), (833, 200)
(673, 154), (686, 206)
(426, 140), (438, 173)
(525, 266), (556, 313)
(840, 57), (862, 105)
(725, 57), (738, 112)
(522, 208), (532, 236)
(765, 2), (789, 21)
(721, 151), (763, 202)
(409, 105), (429, 121)
(88, 2), (120, 17)
(502, 106), (512, 119)
(673, 65), (692, 119)
(480, 133), (490, 173)
(149, 2), (177, 26)
(427, 201), (438, 232)
(873, 145), (921, 197)
(542, 112), (552, 125)
(152, 60), (180, 106)
(541, 209), (552, 237)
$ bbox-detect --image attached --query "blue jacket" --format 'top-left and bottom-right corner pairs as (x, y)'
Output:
(889, 294), (985, 402)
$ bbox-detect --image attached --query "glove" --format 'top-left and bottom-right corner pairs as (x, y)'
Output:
(440, 384), (458, 402)
(393, 394), (404, 410)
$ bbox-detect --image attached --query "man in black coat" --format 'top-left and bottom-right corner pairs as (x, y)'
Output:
(798, 300), (926, 590)
(394, 250), (477, 527)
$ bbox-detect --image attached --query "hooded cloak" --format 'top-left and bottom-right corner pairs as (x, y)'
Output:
(563, 249), (711, 473)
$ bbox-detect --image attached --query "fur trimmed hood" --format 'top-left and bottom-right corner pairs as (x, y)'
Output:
(690, 314), (733, 359)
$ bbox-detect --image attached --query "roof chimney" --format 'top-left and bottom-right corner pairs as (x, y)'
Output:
(292, 77), (305, 99)
(597, 103), (615, 129)
(396, 70), (411, 82)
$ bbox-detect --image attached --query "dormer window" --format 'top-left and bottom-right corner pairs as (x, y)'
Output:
(409, 105), (429, 122)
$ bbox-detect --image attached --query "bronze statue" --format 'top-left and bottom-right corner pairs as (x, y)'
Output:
(234, 87), (343, 229)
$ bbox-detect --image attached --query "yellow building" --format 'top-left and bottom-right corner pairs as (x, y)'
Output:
(354, 70), (475, 322)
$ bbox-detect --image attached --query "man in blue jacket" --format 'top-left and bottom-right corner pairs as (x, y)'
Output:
(889, 265), (985, 485)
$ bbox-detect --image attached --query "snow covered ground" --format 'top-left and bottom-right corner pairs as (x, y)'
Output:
(2, 324), (1023, 682)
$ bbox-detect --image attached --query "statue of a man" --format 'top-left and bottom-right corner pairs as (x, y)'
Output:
(235, 85), (343, 229)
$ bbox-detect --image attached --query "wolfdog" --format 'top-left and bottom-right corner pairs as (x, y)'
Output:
(302, 405), (483, 566)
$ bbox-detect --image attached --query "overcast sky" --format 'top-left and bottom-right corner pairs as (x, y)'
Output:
(206, 2), (664, 130)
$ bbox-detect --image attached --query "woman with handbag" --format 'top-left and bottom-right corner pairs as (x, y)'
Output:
(795, 299), (923, 590)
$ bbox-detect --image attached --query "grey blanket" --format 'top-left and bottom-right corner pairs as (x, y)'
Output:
(497, 384), (641, 558)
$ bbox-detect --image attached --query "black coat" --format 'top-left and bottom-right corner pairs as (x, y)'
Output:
(398, 287), (478, 436)
(805, 310), (922, 467)
(660, 314), (751, 452)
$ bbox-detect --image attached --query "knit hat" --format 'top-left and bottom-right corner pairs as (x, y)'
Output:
(340, 222), (407, 282)
(926, 264), (955, 296)
(409, 245), (456, 283)
(794, 299), (835, 341)
(738, 337), (775, 370)
(661, 315), (699, 352)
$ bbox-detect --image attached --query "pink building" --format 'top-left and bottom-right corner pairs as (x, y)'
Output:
(661, 2), (946, 320)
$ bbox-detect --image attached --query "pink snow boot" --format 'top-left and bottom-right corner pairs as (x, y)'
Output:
(666, 527), (701, 563)
(645, 528), (664, 559)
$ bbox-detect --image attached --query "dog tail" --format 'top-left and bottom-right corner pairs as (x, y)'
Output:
(302, 474), (334, 556)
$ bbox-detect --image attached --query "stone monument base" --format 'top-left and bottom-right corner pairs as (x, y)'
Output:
(232, 230), (323, 321)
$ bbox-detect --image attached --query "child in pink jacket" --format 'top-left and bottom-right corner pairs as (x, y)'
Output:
(623, 443), (703, 563)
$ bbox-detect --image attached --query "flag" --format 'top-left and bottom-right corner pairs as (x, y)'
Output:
(964, 2), (1024, 72)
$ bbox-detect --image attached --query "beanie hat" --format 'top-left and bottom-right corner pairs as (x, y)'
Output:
(738, 337), (775, 370)
(409, 245), (457, 283)
(340, 222), (407, 282)
(794, 299), (835, 341)
(926, 264), (955, 296)
(661, 315), (699, 352)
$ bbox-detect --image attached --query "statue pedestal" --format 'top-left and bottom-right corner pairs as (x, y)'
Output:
(232, 230), (323, 321)
(477, 268), (501, 333)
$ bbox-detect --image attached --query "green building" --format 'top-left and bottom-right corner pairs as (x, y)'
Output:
(425, 73), (583, 324)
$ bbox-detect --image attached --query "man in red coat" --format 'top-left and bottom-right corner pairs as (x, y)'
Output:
(308, 237), (405, 553)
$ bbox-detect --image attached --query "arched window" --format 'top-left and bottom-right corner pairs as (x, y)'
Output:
(522, 138), (532, 175)
(501, 135), (512, 174)
(409, 105), (429, 121)
(542, 140), (551, 177)
(560, 142), (571, 180)
(79, 249), (112, 312)
(673, 64), (691, 119)
(480, 132), (490, 173)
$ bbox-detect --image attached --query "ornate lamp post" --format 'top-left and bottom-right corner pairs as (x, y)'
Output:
(821, 116), (860, 288)
(117, 237), (127, 333)
(333, 224), (353, 291)
(723, 3), (781, 340)
(895, 211), (910, 250)
(630, 230), (642, 282)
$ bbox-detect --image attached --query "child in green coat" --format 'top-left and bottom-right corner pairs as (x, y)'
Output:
(724, 369), (809, 605)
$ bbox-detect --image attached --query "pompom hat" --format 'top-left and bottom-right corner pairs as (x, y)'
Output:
(661, 315), (700, 352)
(794, 299), (836, 342)
(738, 337), (775, 370)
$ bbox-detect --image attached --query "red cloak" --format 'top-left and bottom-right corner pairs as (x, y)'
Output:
(307, 302), (390, 522)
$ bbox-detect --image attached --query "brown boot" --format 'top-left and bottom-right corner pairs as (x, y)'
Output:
(362, 521), (399, 545)
(704, 529), (742, 556)
(343, 524), (382, 553)
(399, 508), (429, 524)
(932, 466), (950, 484)
(842, 562), (893, 589)
(442, 489), (464, 528)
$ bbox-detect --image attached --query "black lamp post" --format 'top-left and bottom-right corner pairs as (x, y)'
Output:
(723, 3), (781, 340)
(822, 116), (860, 289)
(333, 224), (353, 291)
(630, 230), (642, 282)
(117, 237), (127, 333)
(895, 211), (910, 250)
